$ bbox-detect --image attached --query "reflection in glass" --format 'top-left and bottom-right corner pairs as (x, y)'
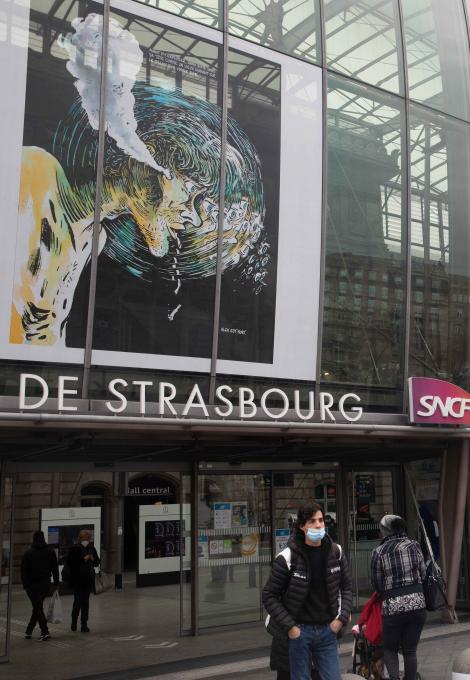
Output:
(229, 0), (320, 64)
(273, 472), (337, 542)
(348, 470), (394, 608)
(401, 0), (470, 121)
(198, 474), (271, 627)
(324, 0), (403, 94)
(91, 10), (221, 357)
(218, 51), (281, 364)
(8, 0), (100, 350)
(0, 474), (13, 661)
(409, 105), (470, 389)
(322, 76), (406, 406)
(132, 0), (220, 29)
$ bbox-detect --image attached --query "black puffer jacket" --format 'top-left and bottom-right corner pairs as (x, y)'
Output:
(21, 536), (59, 595)
(262, 531), (353, 672)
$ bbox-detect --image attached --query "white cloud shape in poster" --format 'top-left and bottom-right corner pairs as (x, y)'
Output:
(58, 14), (169, 177)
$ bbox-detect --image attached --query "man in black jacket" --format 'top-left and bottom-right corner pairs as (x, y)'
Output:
(263, 502), (352, 680)
(21, 530), (59, 641)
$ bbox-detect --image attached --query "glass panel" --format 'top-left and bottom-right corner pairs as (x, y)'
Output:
(197, 474), (271, 627)
(180, 473), (192, 633)
(272, 471), (338, 544)
(348, 470), (394, 609)
(322, 76), (406, 405)
(133, 0), (220, 30)
(92, 7), (221, 360)
(10, 0), (101, 356)
(0, 472), (13, 662)
(409, 106), (470, 387)
(229, 0), (321, 64)
(217, 50), (281, 364)
(6, 0), (101, 356)
(324, 0), (404, 94)
(402, 0), (470, 121)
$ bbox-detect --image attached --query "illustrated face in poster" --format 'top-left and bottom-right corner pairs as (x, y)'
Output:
(11, 6), (280, 363)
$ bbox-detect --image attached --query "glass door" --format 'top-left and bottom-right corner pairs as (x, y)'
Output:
(347, 469), (397, 610)
(197, 473), (271, 628)
(0, 468), (14, 664)
(272, 471), (339, 549)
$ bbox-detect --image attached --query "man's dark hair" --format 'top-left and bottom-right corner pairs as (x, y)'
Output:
(296, 502), (324, 529)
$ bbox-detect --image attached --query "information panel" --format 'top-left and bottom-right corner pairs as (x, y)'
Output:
(40, 506), (101, 576)
(138, 504), (191, 582)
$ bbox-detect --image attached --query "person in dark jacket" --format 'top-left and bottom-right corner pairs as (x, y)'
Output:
(263, 502), (353, 680)
(371, 514), (427, 680)
(21, 530), (59, 641)
(65, 529), (100, 633)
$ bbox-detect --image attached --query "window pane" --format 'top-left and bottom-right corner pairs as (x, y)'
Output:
(402, 0), (470, 121)
(198, 474), (271, 627)
(132, 0), (220, 30)
(229, 0), (321, 64)
(217, 50), (281, 364)
(6, 0), (101, 355)
(322, 76), (406, 399)
(91, 7), (221, 360)
(325, 0), (404, 94)
(409, 105), (470, 389)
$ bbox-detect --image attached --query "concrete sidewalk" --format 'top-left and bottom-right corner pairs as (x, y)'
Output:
(71, 623), (470, 680)
(3, 579), (470, 680)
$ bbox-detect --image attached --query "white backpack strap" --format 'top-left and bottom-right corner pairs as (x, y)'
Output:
(277, 546), (292, 570)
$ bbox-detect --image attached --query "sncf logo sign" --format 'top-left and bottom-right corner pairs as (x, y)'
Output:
(409, 377), (470, 425)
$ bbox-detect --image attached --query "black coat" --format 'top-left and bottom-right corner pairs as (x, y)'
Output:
(21, 539), (59, 595)
(66, 544), (100, 592)
(262, 532), (353, 672)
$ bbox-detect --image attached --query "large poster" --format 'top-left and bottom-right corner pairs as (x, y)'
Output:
(1, 1), (322, 380)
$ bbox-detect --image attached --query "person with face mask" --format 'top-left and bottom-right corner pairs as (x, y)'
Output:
(65, 529), (100, 633)
(371, 514), (427, 680)
(262, 502), (353, 680)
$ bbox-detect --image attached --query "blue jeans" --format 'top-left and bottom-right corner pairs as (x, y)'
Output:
(289, 623), (341, 680)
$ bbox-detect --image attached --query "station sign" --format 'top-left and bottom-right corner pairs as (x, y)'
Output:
(17, 373), (363, 423)
(409, 377), (470, 425)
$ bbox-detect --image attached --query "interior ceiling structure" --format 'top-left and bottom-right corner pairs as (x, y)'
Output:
(32, 0), (451, 256)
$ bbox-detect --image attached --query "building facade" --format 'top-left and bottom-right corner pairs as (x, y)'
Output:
(1, 0), (470, 671)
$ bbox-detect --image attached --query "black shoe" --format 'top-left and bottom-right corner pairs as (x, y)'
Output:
(71, 620), (77, 632)
(24, 633), (32, 640)
(39, 633), (51, 641)
(80, 625), (90, 633)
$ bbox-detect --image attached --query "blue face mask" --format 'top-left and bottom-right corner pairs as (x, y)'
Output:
(306, 527), (325, 542)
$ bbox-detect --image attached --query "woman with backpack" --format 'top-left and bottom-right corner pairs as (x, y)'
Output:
(370, 514), (427, 680)
(262, 502), (353, 680)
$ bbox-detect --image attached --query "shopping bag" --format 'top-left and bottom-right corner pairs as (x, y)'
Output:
(94, 571), (113, 595)
(46, 591), (62, 624)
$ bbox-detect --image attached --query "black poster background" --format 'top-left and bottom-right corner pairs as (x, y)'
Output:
(21, 4), (280, 363)
(218, 52), (281, 364)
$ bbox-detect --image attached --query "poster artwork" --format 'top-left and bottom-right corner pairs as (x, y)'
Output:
(12, 6), (280, 363)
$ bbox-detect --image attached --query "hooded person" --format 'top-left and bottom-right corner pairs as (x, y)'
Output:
(21, 530), (59, 641)
(371, 514), (427, 680)
(262, 502), (353, 680)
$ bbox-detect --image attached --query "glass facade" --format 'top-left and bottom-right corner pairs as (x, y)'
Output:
(3, 1), (470, 668)
(3, 0), (470, 409)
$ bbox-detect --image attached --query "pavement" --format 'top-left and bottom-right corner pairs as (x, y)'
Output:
(2, 579), (470, 680)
